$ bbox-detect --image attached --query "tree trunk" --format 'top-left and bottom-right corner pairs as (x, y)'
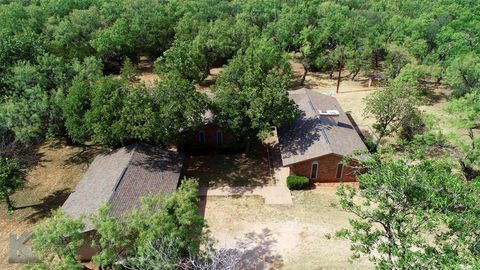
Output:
(336, 47), (345, 94)
(300, 64), (308, 86)
(336, 61), (342, 94)
(6, 196), (14, 211)
(351, 69), (360, 80)
(329, 66), (335, 79)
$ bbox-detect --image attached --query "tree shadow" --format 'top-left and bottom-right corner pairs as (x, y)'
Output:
(21, 188), (72, 223)
(234, 228), (284, 269)
(422, 81), (452, 105)
(277, 111), (329, 159)
(63, 145), (105, 168)
(0, 141), (44, 168)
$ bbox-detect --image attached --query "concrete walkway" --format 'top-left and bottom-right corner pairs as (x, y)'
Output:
(198, 142), (292, 205)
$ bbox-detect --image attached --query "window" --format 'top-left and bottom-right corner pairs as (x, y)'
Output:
(336, 163), (344, 179)
(198, 131), (205, 144)
(216, 130), (223, 145)
(310, 161), (318, 179)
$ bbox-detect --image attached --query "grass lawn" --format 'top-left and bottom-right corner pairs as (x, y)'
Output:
(201, 187), (373, 269)
(183, 146), (274, 188)
(0, 141), (103, 270)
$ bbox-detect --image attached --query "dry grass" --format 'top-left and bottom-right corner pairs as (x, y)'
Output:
(201, 187), (373, 269)
(0, 141), (104, 270)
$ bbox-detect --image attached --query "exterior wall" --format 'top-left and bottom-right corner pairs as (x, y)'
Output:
(288, 154), (358, 182)
(190, 123), (236, 148)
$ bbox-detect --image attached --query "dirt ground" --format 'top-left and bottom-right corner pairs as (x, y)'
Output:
(184, 151), (274, 188)
(0, 141), (103, 270)
(201, 187), (373, 270)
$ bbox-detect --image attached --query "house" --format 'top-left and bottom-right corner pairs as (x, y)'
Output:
(278, 88), (367, 182)
(182, 92), (238, 152)
(62, 143), (184, 260)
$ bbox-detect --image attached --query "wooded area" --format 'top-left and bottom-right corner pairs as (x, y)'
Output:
(1, 0), (479, 151)
(1, 0), (480, 269)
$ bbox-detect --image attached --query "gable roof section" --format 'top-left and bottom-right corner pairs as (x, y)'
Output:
(278, 88), (367, 166)
(62, 143), (184, 231)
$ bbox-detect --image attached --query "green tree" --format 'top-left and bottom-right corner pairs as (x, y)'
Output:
(62, 80), (92, 143)
(120, 57), (140, 83)
(336, 153), (480, 269)
(0, 156), (24, 211)
(90, 205), (126, 269)
(90, 17), (135, 60)
(154, 40), (208, 83)
(444, 52), (480, 97)
(0, 85), (50, 145)
(213, 37), (297, 140)
(48, 6), (102, 59)
(126, 179), (204, 256)
(447, 90), (480, 180)
(363, 80), (424, 145)
(31, 210), (85, 270)
(70, 56), (103, 83)
(86, 77), (128, 146)
(90, 178), (204, 268)
(61, 56), (103, 144)
(150, 75), (209, 145)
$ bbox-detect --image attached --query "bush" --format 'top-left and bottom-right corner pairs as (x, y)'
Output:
(287, 175), (309, 190)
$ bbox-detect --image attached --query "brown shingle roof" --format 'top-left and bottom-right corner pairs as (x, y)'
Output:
(62, 143), (184, 231)
(278, 88), (367, 166)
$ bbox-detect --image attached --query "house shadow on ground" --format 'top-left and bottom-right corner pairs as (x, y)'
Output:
(18, 188), (72, 223)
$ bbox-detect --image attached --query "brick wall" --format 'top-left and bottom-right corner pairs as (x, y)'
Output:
(288, 154), (358, 182)
(191, 124), (236, 147)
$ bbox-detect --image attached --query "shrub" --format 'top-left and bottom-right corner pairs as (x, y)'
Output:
(287, 175), (309, 190)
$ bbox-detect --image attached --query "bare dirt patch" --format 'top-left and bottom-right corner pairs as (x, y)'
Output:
(0, 141), (104, 270)
(202, 187), (373, 269)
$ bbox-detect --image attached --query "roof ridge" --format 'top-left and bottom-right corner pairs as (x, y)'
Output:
(108, 144), (138, 200)
(304, 90), (333, 150)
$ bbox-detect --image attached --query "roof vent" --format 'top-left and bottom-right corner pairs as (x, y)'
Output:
(318, 110), (340, 116)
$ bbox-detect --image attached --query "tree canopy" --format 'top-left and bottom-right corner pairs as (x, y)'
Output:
(336, 153), (480, 269)
(213, 37), (297, 140)
(1, 0), (479, 150)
